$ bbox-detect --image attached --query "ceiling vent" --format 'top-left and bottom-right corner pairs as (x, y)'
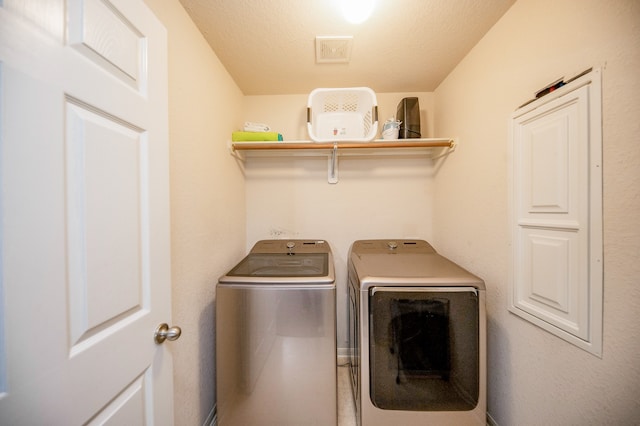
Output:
(315, 36), (353, 63)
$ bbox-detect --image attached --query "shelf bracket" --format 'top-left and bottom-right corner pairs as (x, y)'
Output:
(227, 140), (245, 161)
(328, 143), (338, 184)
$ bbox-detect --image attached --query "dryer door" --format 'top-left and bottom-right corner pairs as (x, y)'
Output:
(368, 287), (480, 411)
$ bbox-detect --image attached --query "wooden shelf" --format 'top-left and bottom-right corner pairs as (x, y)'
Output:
(230, 138), (454, 152)
(228, 138), (456, 183)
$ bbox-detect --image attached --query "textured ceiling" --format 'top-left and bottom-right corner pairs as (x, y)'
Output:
(179, 0), (516, 95)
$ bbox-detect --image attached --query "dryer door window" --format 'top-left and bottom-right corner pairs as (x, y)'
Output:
(369, 287), (479, 411)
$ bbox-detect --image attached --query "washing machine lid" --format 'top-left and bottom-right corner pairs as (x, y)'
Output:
(220, 240), (335, 285)
(226, 253), (329, 277)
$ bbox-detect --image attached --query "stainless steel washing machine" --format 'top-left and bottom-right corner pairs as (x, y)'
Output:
(217, 239), (337, 426)
(347, 239), (486, 426)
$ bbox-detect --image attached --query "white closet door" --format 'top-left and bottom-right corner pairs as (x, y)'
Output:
(509, 69), (603, 356)
(0, 1), (175, 423)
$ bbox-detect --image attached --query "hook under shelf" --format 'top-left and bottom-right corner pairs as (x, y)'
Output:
(328, 143), (338, 184)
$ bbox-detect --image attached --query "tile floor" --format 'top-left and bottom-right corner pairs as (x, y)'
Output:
(337, 365), (357, 426)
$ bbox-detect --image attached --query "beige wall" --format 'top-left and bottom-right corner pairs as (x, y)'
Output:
(143, 1), (245, 424)
(146, 0), (640, 423)
(433, 0), (640, 424)
(242, 92), (436, 141)
(242, 92), (438, 349)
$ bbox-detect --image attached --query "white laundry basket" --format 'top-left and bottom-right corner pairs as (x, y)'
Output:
(307, 87), (378, 142)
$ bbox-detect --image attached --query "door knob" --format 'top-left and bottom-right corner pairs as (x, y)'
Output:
(154, 323), (182, 344)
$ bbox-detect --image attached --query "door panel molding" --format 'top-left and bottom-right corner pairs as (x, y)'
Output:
(509, 68), (603, 357)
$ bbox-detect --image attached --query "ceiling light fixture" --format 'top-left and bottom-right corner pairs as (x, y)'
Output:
(339, 0), (375, 24)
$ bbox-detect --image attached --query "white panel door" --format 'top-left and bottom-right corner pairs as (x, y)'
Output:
(513, 86), (589, 338)
(0, 1), (175, 424)
(509, 69), (603, 357)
